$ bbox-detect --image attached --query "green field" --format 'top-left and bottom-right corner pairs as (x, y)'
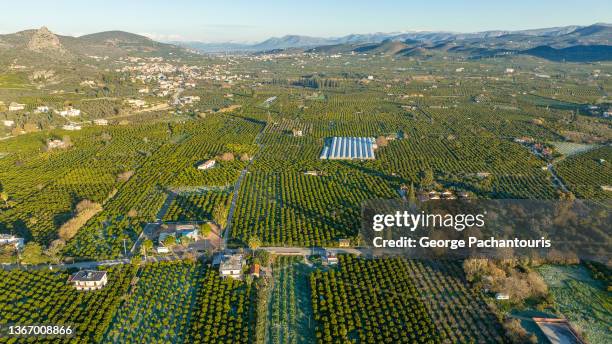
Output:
(537, 265), (612, 344)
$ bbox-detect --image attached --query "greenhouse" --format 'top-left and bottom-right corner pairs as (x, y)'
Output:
(320, 137), (376, 160)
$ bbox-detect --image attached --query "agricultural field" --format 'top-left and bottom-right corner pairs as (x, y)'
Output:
(537, 264), (612, 344)
(186, 269), (256, 344)
(103, 261), (202, 343)
(555, 146), (612, 199)
(0, 265), (135, 343)
(310, 256), (508, 343)
(266, 256), (315, 344)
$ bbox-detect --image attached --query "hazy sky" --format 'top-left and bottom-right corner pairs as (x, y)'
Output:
(2, 0), (611, 42)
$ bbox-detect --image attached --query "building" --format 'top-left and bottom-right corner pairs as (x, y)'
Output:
(156, 246), (169, 254)
(219, 254), (244, 279)
(250, 263), (260, 278)
(59, 108), (81, 117)
(197, 159), (216, 170)
(94, 119), (109, 126)
(0, 234), (24, 250)
(35, 106), (50, 113)
(338, 239), (350, 248)
(62, 123), (82, 131)
(47, 139), (67, 149)
(455, 67), (465, 72)
(292, 128), (303, 137)
(495, 293), (510, 300)
(264, 96), (277, 105)
(127, 99), (147, 108)
(3, 120), (15, 127)
(323, 251), (338, 265)
(69, 270), (108, 291)
(505, 68), (515, 74)
(320, 137), (376, 160)
(8, 102), (25, 111)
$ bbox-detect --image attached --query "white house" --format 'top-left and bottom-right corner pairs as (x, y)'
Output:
(0, 234), (24, 250)
(94, 119), (108, 126)
(219, 254), (244, 279)
(62, 123), (82, 131)
(156, 246), (169, 254)
(69, 270), (108, 291)
(323, 251), (338, 265)
(8, 102), (25, 111)
(505, 68), (515, 74)
(47, 139), (67, 149)
(455, 67), (465, 72)
(35, 106), (50, 113)
(3, 120), (15, 127)
(126, 99), (147, 108)
(197, 159), (216, 170)
(59, 108), (81, 117)
(495, 293), (510, 300)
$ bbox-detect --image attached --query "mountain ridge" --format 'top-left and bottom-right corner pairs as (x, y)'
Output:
(176, 23), (611, 53)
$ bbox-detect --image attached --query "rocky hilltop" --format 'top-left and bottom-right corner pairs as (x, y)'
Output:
(27, 27), (65, 53)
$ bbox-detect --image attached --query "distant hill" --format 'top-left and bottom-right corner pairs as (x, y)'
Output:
(522, 45), (612, 62)
(0, 27), (191, 65)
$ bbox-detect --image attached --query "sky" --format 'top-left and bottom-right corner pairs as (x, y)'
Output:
(2, 0), (611, 43)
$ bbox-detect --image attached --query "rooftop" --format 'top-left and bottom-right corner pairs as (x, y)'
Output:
(320, 137), (376, 160)
(220, 254), (243, 271)
(70, 270), (107, 282)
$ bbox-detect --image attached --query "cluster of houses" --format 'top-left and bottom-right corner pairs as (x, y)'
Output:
(514, 137), (554, 159)
(417, 189), (470, 201)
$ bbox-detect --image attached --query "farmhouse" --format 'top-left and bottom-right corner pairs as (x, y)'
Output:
(338, 239), (350, 247)
(35, 106), (50, 113)
(8, 102), (25, 111)
(495, 293), (510, 300)
(156, 246), (169, 254)
(127, 99), (147, 108)
(3, 120), (15, 127)
(323, 251), (338, 265)
(292, 128), (303, 137)
(59, 108), (81, 117)
(0, 234), (24, 250)
(320, 137), (376, 160)
(69, 270), (108, 291)
(219, 254), (244, 279)
(62, 123), (82, 131)
(94, 119), (109, 126)
(197, 159), (216, 170)
(264, 96), (277, 105)
(47, 139), (68, 149)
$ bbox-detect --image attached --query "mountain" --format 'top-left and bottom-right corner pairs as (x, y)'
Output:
(26, 26), (66, 53)
(181, 24), (611, 55)
(0, 27), (191, 65)
(522, 45), (612, 62)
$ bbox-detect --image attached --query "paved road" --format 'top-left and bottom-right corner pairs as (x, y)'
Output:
(3, 246), (371, 271)
(222, 130), (263, 248)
